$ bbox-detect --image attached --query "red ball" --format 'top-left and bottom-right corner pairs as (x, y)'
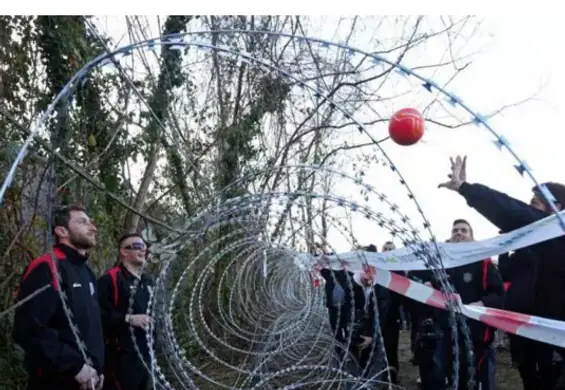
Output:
(388, 108), (425, 146)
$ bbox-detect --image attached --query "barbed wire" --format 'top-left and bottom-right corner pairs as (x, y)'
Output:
(2, 27), (559, 389)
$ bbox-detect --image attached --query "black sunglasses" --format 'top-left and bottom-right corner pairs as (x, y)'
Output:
(122, 242), (147, 251)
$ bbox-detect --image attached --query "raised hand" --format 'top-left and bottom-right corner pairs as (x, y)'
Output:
(438, 155), (467, 191)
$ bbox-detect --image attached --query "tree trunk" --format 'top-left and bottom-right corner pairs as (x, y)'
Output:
(123, 15), (192, 233)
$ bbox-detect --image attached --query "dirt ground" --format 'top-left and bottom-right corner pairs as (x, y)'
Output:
(396, 329), (521, 389)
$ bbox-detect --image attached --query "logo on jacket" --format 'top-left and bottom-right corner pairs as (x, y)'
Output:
(463, 272), (473, 283)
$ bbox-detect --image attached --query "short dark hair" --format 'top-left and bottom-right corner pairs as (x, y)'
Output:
(52, 205), (86, 240)
(532, 182), (565, 210)
(452, 219), (473, 236)
(452, 218), (470, 226)
(364, 244), (378, 252)
(115, 233), (147, 265)
(118, 233), (145, 248)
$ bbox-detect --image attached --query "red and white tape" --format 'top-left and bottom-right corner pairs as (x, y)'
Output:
(312, 265), (565, 349)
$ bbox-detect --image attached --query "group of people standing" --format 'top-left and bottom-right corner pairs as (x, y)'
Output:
(12, 205), (154, 390)
(316, 218), (502, 389)
(315, 241), (403, 384)
(316, 155), (565, 389)
(9, 155), (565, 390)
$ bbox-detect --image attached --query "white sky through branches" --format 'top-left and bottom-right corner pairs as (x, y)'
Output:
(90, 16), (565, 255)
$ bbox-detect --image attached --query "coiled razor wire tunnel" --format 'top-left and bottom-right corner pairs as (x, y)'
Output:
(2, 28), (565, 390)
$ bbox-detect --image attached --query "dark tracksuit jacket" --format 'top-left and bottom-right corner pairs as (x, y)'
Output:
(458, 182), (565, 322)
(97, 264), (154, 390)
(498, 250), (557, 382)
(498, 250), (539, 316)
(320, 269), (390, 334)
(381, 271), (406, 383)
(13, 244), (105, 390)
(406, 269), (436, 355)
(320, 268), (353, 341)
(466, 181), (565, 390)
(347, 276), (390, 376)
(436, 259), (504, 390)
(352, 279), (390, 337)
(439, 259), (504, 346)
(320, 268), (354, 310)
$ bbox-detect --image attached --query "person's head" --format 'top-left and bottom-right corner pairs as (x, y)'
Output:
(312, 242), (323, 256)
(531, 183), (565, 212)
(313, 241), (332, 255)
(382, 241), (395, 252)
(360, 245), (377, 285)
(118, 233), (148, 268)
(360, 264), (376, 286)
(450, 219), (473, 243)
(52, 205), (97, 251)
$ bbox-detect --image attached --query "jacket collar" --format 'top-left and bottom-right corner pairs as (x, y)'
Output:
(54, 244), (89, 264)
(119, 263), (148, 282)
(352, 271), (377, 288)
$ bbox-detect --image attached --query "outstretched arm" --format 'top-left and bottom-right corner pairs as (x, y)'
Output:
(438, 155), (546, 232)
(458, 182), (546, 232)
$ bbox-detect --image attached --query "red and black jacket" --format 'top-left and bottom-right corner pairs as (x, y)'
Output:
(436, 258), (505, 346)
(97, 264), (154, 358)
(12, 244), (105, 386)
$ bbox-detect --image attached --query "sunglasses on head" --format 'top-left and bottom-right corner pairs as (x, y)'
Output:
(122, 242), (147, 251)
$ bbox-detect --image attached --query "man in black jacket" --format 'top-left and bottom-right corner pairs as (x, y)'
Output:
(407, 269), (438, 388)
(13, 205), (105, 390)
(441, 219), (504, 390)
(349, 245), (391, 381)
(419, 219), (504, 390)
(498, 251), (560, 389)
(317, 244), (390, 381)
(98, 233), (154, 390)
(316, 243), (351, 360)
(439, 155), (565, 389)
(380, 241), (402, 384)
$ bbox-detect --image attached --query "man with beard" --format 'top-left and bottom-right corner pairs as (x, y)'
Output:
(98, 233), (154, 390)
(13, 205), (105, 390)
(440, 155), (565, 389)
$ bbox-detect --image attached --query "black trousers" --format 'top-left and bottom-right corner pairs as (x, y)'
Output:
(26, 368), (104, 390)
(104, 350), (150, 390)
(510, 335), (559, 390)
(328, 305), (352, 360)
(27, 376), (82, 390)
(382, 317), (400, 384)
